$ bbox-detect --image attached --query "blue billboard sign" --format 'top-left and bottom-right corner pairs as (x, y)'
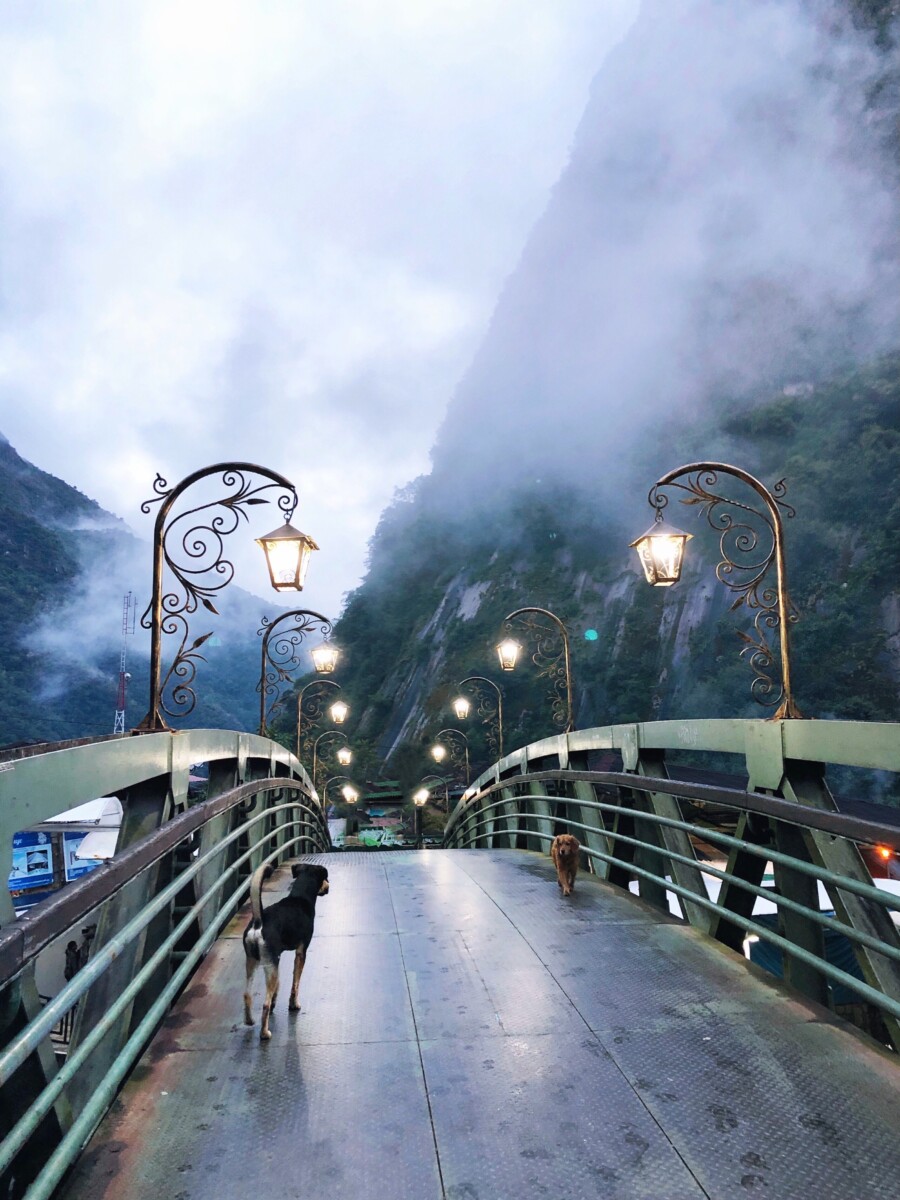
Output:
(9, 831), (55, 892)
(62, 832), (105, 882)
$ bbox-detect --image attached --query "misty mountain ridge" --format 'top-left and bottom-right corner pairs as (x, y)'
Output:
(318, 0), (900, 786)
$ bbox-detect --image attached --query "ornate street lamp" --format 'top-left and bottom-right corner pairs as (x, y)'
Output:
(500, 606), (574, 732)
(312, 730), (351, 789)
(257, 609), (332, 735)
(452, 696), (471, 721)
(136, 462), (315, 733)
(310, 641), (340, 674)
(419, 775), (450, 811)
(329, 700), (349, 725)
(634, 460), (801, 719)
(337, 745), (352, 767)
(431, 728), (470, 785)
(457, 676), (504, 760)
(412, 786), (429, 847)
(296, 679), (342, 762)
(323, 775), (357, 805)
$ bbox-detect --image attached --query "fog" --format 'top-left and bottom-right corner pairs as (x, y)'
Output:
(430, 0), (899, 509)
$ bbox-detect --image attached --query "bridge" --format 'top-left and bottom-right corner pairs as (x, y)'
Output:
(2, 718), (900, 1199)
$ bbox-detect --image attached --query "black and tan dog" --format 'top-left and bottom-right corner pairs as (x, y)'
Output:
(242, 862), (329, 1041)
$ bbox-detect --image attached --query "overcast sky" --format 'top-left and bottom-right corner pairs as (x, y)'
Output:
(0, 0), (638, 616)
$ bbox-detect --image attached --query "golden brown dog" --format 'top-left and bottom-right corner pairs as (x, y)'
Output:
(550, 834), (580, 896)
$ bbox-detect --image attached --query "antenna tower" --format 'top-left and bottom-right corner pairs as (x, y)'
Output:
(114, 592), (136, 734)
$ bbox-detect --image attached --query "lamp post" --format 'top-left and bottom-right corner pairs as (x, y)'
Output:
(631, 460), (801, 719)
(412, 787), (429, 847)
(136, 462), (317, 732)
(258, 609), (332, 736)
(312, 730), (351, 790)
(418, 774), (450, 811)
(296, 679), (342, 762)
(456, 676), (504, 759)
(499, 606), (574, 732)
(430, 729), (470, 786)
(323, 775), (358, 805)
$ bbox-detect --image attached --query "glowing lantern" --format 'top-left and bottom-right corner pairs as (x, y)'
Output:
(255, 522), (319, 592)
(329, 700), (349, 725)
(629, 517), (692, 587)
(311, 642), (339, 673)
(496, 638), (522, 672)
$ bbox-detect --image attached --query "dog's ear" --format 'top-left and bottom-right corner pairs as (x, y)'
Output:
(291, 863), (303, 878)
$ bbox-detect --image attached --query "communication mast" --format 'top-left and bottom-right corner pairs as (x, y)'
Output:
(114, 592), (136, 734)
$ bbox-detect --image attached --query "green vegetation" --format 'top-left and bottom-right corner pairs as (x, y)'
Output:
(326, 355), (900, 788)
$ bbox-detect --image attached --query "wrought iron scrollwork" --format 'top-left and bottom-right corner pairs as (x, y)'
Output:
(137, 463), (298, 731)
(459, 676), (504, 760)
(649, 462), (801, 718)
(258, 610), (332, 734)
(503, 607), (574, 732)
(296, 679), (342, 763)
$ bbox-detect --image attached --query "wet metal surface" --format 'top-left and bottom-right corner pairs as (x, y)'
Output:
(60, 850), (900, 1200)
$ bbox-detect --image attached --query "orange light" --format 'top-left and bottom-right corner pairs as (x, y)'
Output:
(876, 845), (892, 861)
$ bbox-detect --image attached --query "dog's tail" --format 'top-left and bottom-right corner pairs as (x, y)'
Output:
(249, 863), (275, 928)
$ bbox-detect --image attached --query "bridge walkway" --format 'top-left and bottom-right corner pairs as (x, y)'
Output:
(58, 850), (900, 1200)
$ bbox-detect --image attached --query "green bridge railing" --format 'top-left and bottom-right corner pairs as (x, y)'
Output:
(444, 717), (900, 1048)
(0, 730), (330, 1200)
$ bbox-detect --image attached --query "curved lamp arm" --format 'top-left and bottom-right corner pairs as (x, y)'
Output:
(137, 462), (302, 732)
(296, 679), (342, 761)
(258, 608), (332, 735)
(433, 728), (470, 785)
(459, 676), (504, 759)
(647, 460), (800, 719)
(504, 606), (574, 732)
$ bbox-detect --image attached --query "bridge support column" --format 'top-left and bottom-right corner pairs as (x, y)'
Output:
(524, 782), (553, 855)
(635, 751), (711, 932)
(783, 760), (900, 1048)
(66, 774), (174, 1116)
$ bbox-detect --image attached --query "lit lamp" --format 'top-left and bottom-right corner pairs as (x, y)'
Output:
(496, 637), (522, 672)
(629, 517), (692, 587)
(452, 696), (471, 721)
(336, 745), (352, 766)
(413, 788), (429, 806)
(311, 642), (339, 673)
(431, 743), (447, 764)
(255, 521), (319, 592)
(341, 784), (358, 804)
(329, 700), (349, 724)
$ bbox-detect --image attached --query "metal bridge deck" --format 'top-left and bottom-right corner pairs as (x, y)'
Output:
(59, 850), (900, 1200)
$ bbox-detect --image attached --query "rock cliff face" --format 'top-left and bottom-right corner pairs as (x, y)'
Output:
(332, 0), (900, 765)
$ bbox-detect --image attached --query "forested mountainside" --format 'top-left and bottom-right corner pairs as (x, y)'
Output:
(317, 0), (900, 783)
(326, 357), (900, 763)
(0, 436), (279, 744)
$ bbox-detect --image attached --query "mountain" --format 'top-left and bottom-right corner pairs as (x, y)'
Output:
(0, 438), (289, 744)
(324, 0), (900, 792)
